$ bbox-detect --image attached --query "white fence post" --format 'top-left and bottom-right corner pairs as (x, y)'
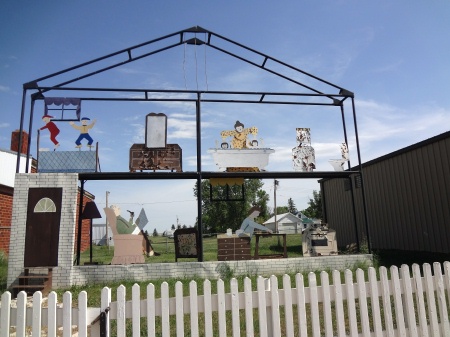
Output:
(0, 291), (11, 337)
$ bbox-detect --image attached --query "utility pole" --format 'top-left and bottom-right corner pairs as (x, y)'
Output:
(105, 191), (110, 248)
(274, 179), (279, 233)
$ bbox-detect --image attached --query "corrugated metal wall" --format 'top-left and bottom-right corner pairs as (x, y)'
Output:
(322, 132), (450, 253)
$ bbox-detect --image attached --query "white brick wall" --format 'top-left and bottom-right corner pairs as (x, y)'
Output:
(55, 254), (372, 288)
(7, 173), (79, 288)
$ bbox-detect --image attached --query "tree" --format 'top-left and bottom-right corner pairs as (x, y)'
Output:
(171, 224), (176, 230)
(194, 179), (269, 234)
(152, 228), (159, 237)
(301, 190), (322, 219)
(287, 197), (297, 214)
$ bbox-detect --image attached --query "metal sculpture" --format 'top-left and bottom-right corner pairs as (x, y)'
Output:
(39, 115), (60, 149)
(69, 117), (97, 148)
(292, 128), (316, 172)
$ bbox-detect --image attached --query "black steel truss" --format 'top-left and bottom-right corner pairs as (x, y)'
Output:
(15, 26), (371, 261)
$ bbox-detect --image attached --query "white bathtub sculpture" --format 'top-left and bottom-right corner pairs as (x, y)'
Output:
(208, 120), (275, 171)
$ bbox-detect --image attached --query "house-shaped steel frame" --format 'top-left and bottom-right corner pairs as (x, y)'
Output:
(14, 26), (370, 261)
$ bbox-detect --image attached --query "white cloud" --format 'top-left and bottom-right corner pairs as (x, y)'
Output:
(0, 85), (10, 92)
(0, 122), (10, 128)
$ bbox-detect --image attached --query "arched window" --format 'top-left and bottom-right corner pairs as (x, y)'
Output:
(34, 197), (57, 213)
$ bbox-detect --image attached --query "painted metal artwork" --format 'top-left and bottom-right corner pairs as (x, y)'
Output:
(328, 142), (350, 171)
(130, 112), (183, 172)
(39, 115), (60, 149)
(238, 206), (272, 238)
(292, 128), (316, 172)
(104, 205), (145, 265)
(69, 117), (97, 148)
(208, 120), (274, 172)
(44, 97), (81, 121)
(220, 120), (258, 149)
(145, 113), (167, 148)
(174, 227), (199, 261)
(302, 223), (338, 257)
(129, 144), (182, 172)
(38, 150), (97, 173)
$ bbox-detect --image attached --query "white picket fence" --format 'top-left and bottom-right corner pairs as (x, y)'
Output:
(1, 261), (450, 337)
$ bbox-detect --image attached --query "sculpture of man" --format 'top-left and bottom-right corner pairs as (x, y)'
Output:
(69, 117), (97, 148)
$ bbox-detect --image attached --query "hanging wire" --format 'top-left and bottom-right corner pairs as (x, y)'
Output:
(183, 41), (188, 90)
(194, 33), (199, 91)
(204, 32), (209, 91)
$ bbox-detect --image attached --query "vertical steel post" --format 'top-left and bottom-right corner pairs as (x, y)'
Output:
(351, 97), (371, 253)
(76, 180), (85, 265)
(16, 89), (28, 173)
(25, 98), (36, 173)
(196, 94), (204, 261)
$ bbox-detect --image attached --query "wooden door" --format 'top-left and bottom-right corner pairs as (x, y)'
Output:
(24, 188), (62, 267)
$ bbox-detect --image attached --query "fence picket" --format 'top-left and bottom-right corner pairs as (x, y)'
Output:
(270, 275), (281, 337)
(147, 283), (156, 337)
(189, 280), (199, 337)
(332, 270), (346, 337)
(257, 276), (268, 337)
(0, 291), (11, 337)
(368, 267), (383, 337)
(380, 266), (395, 337)
(78, 291), (88, 337)
(47, 292), (57, 337)
(282, 274), (294, 337)
(390, 266), (407, 337)
(295, 273), (308, 337)
(423, 263), (440, 336)
(62, 292), (73, 337)
(400, 265), (418, 337)
(116, 285), (126, 337)
(203, 280), (214, 337)
(32, 291), (43, 337)
(161, 282), (170, 337)
(320, 271), (333, 337)
(356, 269), (371, 337)
(412, 264), (429, 337)
(308, 272), (321, 337)
(217, 279), (227, 337)
(131, 284), (141, 337)
(344, 270), (358, 337)
(244, 277), (254, 337)
(175, 281), (185, 337)
(230, 278), (240, 337)
(101, 287), (111, 337)
(433, 262), (450, 336)
(16, 291), (26, 337)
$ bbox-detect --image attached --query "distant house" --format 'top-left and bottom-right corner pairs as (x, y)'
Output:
(263, 212), (312, 234)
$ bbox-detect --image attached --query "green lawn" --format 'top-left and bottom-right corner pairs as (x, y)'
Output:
(79, 233), (304, 265)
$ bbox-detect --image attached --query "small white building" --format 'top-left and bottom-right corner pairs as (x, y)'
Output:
(263, 212), (301, 234)
(263, 212), (320, 234)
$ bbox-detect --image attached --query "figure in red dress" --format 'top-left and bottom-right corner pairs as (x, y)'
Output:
(39, 115), (60, 148)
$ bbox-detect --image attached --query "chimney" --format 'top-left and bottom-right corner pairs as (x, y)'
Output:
(11, 130), (29, 155)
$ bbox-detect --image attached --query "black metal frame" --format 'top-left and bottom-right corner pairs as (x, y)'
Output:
(15, 26), (372, 261)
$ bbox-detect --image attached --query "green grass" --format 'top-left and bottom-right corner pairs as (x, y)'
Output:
(79, 234), (304, 265)
(0, 251), (7, 293)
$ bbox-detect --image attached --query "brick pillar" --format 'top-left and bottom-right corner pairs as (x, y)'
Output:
(11, 130), (29, 155)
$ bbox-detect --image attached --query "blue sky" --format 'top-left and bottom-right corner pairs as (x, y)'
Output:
(1, 1), (449, 233)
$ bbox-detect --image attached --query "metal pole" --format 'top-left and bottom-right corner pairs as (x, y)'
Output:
(351, 97), (371, 253)
(196, 94), (204, 261)
(76, 180), (85, 265)
(16, 89), (27, 173)
(25, 98), (36, 173)
(105, 191), (110, 248)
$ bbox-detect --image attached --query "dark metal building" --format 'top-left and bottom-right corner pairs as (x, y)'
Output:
(321, 131), (450, 253)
